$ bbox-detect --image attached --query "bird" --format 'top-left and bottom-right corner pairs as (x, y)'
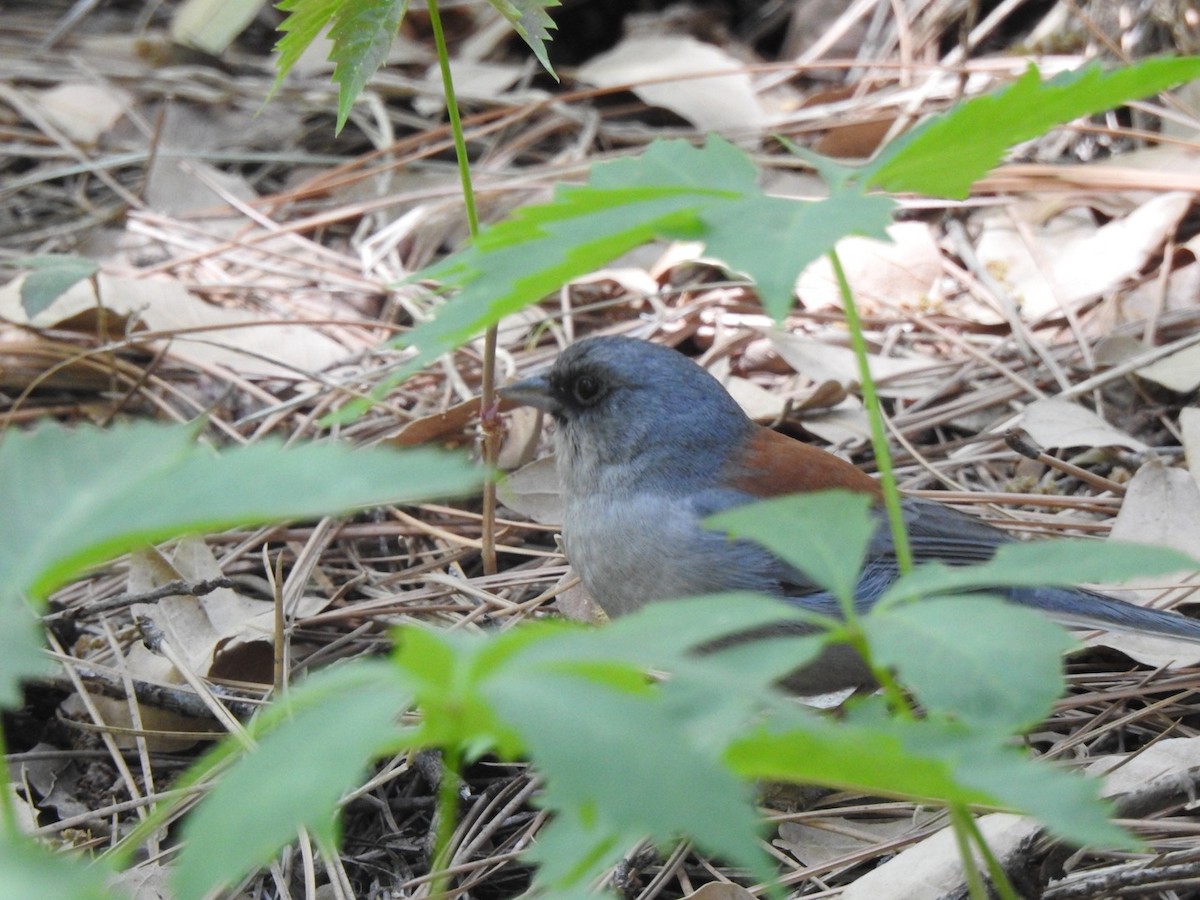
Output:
(500, 334), (1200, 690)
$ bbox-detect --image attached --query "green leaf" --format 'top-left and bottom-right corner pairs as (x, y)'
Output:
(729, 712), (996, 806)
(706, 491), (877, 607)
(12, 255), (98, 316)
(405, 136), (895, 369)
(701, 189), (893, 320)
(172, 661), (412, 900)
(0, 832), (116, 900)
(0, 594), (51, 708)
(864, 56), (1200, 198)
(865, 596), (1074, 731)
(0, 420), (480, 707)
(487, 667), (773, 891)
(729, 710), (1133, 850)
(393, 626), (527, 757)
(881, 539), (1200, 606)
(327, 0), (409, 134)
(0, 420), (481, 600)
(492, 0), (560, 78)
(945, 737), (1133, 849)
(270, 0), (341, 98)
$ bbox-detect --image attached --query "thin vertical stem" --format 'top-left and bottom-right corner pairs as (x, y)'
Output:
(425, 0), (499, 575)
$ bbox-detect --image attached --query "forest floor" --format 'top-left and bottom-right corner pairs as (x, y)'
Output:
(5, 0), (1200, 897)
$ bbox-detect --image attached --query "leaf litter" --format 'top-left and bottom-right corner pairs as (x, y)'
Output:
(4, 0), (1200, 896)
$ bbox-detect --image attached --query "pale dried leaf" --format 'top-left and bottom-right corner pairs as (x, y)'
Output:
(776, 814), (925, 868)
(766, 331), (934, 399)
(1051, 191), (1192, 308)
(1017, 397), (1147, 451)
(796, 223), (942, 313)
(106, 861), (173, 900)
(498, 456), (563, 525)
(708, 355), (787, 421)
(0, 273), (348, 377)
(576, 35), (768, 133)
(1088, 735), (1200, 796)
(415, 60), (524, 115)
(1084, 461), (1200, 667)
(144, 157), (257, 214)
(1181, 407), (1200, 486)
(33, 83), (127, 145)
(680, 883), (756, 900)
(171, 0), (261, 54)
(799, 398), (871, 445)
(841, 813), (1037, 900)
(1136, 342), (1200, 393)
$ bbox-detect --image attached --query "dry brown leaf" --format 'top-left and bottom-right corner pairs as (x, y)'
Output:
(795, 223), (943, 313)
(840, 813), (1038, 900)
(576, 35), (768, 134)
(130, 538), (328, 684)
(389, 398), (479, 447)
(1017, 397), (1148, 451)
(553, 570), (608, 624)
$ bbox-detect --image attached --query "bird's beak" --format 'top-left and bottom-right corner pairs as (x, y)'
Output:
(498, 374), (562, 415)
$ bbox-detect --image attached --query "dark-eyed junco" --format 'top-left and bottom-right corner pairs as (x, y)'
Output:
(501, 335), (1200, 689)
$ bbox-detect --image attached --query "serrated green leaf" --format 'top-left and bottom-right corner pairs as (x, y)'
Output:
(492, 0), (560, 78)
(866, 596), (1074, 731)
(328, 0), (409, 133)
(0, 420), (479, 707)
(405, 135), (894, 369)
(171, 661), (412, 900)
(706, 491), (876, 607)
(730, 712), (1133, 850)
(700, 189), (894, 319)
(729, 715), (996, 805)
(865, 56), (1200, 198)
(0, 833), (116, 900)
(0, 420), (480, 600)
(270, 0), (341, 97)
(881, 539), (1200, 606)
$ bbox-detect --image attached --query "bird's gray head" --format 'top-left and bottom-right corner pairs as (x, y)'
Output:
(501, 336), (753, 493)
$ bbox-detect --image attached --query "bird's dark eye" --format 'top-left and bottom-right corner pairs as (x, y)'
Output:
(571, 374), (602, 405)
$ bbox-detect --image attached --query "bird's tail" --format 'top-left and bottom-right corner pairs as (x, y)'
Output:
(1011, 586), (1200, 642)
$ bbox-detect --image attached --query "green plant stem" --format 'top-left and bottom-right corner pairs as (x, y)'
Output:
(0, 720), (17, 836)
(430, 749), (463, 896)
(949, 804), (988, 900)
(425, 0), (499, 576)
(827, 248), (916, 715)
(960, 807), (1021, 900)
(827, 248), (912, 576)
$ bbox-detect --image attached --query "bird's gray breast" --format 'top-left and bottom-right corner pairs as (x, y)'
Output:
(562, 491), (777, 617)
